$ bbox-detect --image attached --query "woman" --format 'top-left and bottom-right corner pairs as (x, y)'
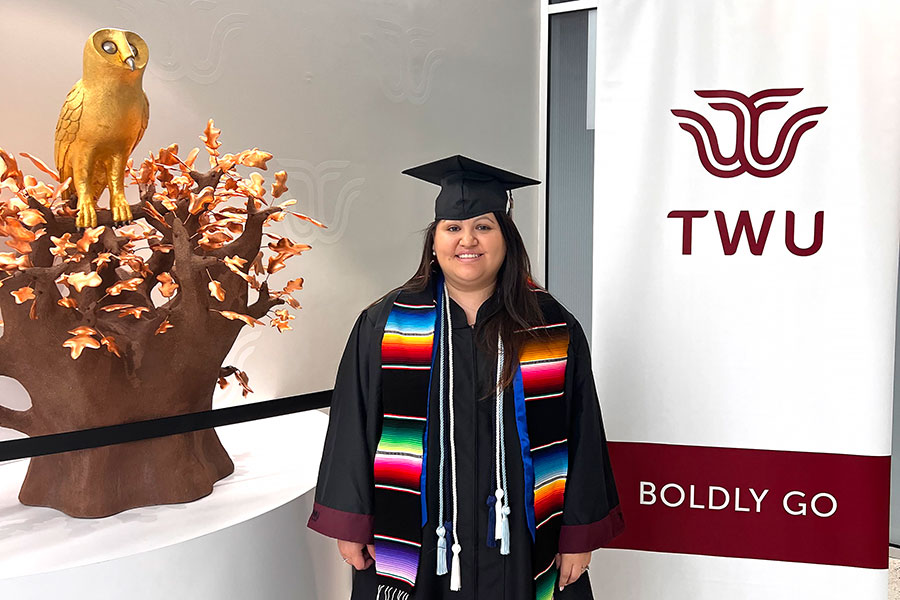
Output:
(308, 155), (624, 600)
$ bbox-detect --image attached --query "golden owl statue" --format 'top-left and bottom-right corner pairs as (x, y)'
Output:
(55, 28), (149, 228)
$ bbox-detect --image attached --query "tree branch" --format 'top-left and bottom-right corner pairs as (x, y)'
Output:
(141, 202), (170, 237)
(51, 203), (150, 234)
(246, 282), (284, 319)
(189, 167), (224, 193)
(213, 206), (281, 261)
(31, 273), (64, 319)
(170, 218), (206, 316)
(0, 405), (36, 436)
(138, 181), (176, 244)
(138, 181), (157, 205)
(136, 247), (174, 300)
(0, 261), (71, 334)
(28, 235), (54, 268)
(0, 340), (9, 375)
(194, 255), (220, 269)
(3, 262), (69, 288)
(15, 196), (58, 267)
(68, 254), (114, 312)
(98, 226), (124, 256)
(26, 196), (64, 237)
(219, 365), (239, 380)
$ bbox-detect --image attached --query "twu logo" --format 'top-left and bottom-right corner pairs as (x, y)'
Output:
(672, 89), (827, 178)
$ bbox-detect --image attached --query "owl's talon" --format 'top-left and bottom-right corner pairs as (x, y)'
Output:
(111, 201), (133, 225)
(76, 204), (98, 229)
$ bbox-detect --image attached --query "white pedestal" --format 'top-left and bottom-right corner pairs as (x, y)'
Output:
(0, 411), (351, 600)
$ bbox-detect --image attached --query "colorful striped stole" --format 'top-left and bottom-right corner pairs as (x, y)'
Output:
(375, 295), (436, 599)
(374, 288), (570, 600)
(515, 307), (570, 600)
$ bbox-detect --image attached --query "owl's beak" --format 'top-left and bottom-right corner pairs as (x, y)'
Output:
(125, 56), (136, 71)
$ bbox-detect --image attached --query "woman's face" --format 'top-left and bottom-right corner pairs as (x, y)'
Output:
(433, 213), (507, 293)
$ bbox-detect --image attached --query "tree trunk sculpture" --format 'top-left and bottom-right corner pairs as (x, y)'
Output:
(0, 121), (316, 517)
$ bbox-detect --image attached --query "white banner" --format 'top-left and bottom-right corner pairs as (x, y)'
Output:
(590, 1), (900, 598)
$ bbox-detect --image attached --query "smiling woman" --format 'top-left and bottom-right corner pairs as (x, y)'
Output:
(433, 214), (507, 320)
(308, 155), (624, 600)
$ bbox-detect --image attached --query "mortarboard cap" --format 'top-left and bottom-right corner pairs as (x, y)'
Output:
(402, 155), (540, 220)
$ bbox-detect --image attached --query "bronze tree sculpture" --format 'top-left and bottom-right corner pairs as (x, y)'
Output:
(0, 120), (318, 517)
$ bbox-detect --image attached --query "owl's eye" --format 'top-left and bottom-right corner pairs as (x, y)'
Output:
(129, 44), (138, 57)
(101, 41), (117, 55)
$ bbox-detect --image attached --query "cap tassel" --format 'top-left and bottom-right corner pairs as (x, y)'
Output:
(485, 495), (497, 548)
(436, 525), (448, 575)
(450, 542), (462, 591)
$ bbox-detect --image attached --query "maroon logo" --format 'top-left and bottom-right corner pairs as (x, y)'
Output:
(672, 88), (827, 178)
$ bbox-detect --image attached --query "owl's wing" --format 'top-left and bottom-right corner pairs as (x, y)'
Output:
(54, 81), (84, 176)
(131, 92), (150, 155)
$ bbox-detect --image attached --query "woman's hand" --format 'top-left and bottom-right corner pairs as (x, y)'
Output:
(555, 551), (591, 592)
(337, 540), (376, 570)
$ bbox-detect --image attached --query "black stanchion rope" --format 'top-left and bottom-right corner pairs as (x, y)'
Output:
(0, 389), (332, 463)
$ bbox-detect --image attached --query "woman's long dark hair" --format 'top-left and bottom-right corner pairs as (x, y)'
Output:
(401, 211), (544, 389)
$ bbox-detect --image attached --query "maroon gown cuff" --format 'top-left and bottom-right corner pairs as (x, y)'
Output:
(307, 502), (375, 543)
(558, 505), (626, 553)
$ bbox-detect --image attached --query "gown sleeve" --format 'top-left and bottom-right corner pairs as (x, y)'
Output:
(557, 314), (626, 553)
(307, 307), (382, 544)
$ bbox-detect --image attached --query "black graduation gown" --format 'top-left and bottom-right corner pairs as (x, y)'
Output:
(308, 290), (623, 600)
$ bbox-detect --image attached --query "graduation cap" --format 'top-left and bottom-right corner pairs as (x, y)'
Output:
(402, 155), (540, 220)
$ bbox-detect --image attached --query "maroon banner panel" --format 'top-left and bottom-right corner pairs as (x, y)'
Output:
(606, 441), (890, 569)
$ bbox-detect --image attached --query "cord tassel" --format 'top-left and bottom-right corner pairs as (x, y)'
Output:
(494, 489), (504, 542)
(485, 495), (497, 548)
(450, 542), (462, 591)
(443, 521), (454, 571)
(500, 504), (511, 555)
(436, 525), (448, 575)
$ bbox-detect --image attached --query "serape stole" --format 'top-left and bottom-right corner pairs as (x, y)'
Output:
(374, 287), (570, 600)
(515, 293), (570, 600)
(375, 292), (436, 599)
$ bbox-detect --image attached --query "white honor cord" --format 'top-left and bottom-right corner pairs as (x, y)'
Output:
(435, 291), (448, 576)
(444, 285), (462, 591)
(495, 335), (510, 555)
(494, 332), (504, 542)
